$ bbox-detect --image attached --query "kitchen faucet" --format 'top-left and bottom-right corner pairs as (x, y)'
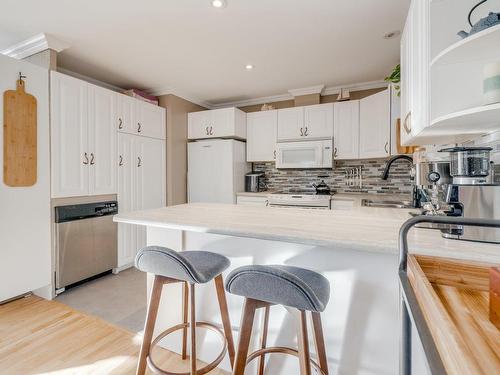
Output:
(381, 155), (420, 208)
(381, 155), (414, 180)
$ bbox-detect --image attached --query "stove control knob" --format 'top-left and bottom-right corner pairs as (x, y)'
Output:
(427, 172), (441, 183)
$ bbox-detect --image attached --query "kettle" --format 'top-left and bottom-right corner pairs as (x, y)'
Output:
(458, 11), (500, 38)
(312, 179), (331, 195)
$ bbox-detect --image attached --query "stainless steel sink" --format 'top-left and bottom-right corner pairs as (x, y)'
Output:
(361, 199), (414, 209)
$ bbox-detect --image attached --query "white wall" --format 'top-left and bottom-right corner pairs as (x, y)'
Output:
(0, 54), (51, 302)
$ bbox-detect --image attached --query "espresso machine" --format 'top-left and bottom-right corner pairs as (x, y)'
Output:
(415, 147), (500, 244)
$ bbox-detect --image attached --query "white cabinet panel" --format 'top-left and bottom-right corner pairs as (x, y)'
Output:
(334, 100), (360, 159)
(116, 134), (165, 269)
(136, 101), (166, 139)
(88, 85), (117, 195)
(116, 94), (135, 134)
(135, 137), (166, 210)
(359, 89), (391, 159)
(277, 107), (304, 141)
(303, 103), (334, 140)
(246, 110), (277, 162)
(51, 72), (89, 198)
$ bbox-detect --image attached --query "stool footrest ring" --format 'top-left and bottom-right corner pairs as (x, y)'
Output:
(147, 321), (228, 375)
(246, 346), (327, 375)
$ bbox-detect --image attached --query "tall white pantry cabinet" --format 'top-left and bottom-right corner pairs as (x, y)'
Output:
(50, 71), (166, 271)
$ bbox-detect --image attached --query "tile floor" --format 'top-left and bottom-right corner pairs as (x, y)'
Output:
(56, 268), (147, 332)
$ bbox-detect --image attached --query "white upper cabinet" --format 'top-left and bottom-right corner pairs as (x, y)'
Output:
(116, 94), (135, 133)
(303, 103), (334, 140)
(277, 107), (305, 141)
(334, 100), (360, 159)
(88, 84), (117, 195)
(116, 94), (166, 140)
(51, 72), (89, 198)
(246, 110), (278, 162)
(51, 71), (165, 198)
(135, 100), (166, 139)
(188, 107), (246, 140)
(277, 103), (333, 141)
(359, 89), (391, 159)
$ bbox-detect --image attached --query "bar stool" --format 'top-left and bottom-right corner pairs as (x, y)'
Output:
(135, 246), (235, 375)
(226, 265), (330, 375)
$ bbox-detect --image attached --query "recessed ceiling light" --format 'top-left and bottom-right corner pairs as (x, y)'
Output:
(384, 30), (401, 39)
(211, 0), (226, 8)
(245, 64), (254, 70)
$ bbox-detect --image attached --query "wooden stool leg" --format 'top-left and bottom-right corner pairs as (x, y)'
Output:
(214, 274), (236, 368)
(311, 312), (329, 375)
(136, 275), (163, 375)
(233, 298), (259, 375)
(189, 283), (197, 375)
(257, 305), (270, 375)
(181, 281), (189, 360)
(296, 310), (312, 375)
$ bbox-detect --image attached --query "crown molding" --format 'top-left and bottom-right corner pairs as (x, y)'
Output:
(56, 67), (125, 93)
(209, 92), (294, 109)
(210, 80), (389, 109)
(288, 84), (325, 97)
(322, 80), (388, 96)
(1, 33), (70, 59)
(149, 86), (214, 109)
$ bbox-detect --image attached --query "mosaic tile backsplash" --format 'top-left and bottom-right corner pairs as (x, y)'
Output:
(253, 158), (413, 195)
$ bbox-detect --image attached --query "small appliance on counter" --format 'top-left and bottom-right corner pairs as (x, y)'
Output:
(415, 147), (500, 244)
(245, 172), (266, 193)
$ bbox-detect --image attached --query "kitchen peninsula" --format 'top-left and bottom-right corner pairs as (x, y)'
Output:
(114, 203), (500, 375)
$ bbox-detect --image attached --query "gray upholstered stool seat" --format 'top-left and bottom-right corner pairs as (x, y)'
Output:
(135, 246), (230, 284)
(225, 265), (330, 312)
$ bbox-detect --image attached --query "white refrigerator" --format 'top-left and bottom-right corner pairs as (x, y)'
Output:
(188, 139), (250, 204)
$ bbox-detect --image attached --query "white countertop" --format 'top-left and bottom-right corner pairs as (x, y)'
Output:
(114, 203), (500, 264)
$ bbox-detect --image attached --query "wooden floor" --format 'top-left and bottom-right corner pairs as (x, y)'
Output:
(0, 296), (229, 375)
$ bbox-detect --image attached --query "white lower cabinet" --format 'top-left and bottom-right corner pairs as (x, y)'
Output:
(236, 196), (269, 206)
(116, 133), (166, 270)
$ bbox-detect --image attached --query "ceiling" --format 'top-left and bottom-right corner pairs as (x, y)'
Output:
(0, 0), (409, 106)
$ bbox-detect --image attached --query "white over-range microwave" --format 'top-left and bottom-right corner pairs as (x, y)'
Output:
(275, 140), (333, 169)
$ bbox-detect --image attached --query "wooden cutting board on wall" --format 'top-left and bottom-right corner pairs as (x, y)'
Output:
(3, 79), (37, 187)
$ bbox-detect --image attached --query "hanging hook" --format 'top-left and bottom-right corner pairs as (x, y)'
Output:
(18, 72), (27, 82)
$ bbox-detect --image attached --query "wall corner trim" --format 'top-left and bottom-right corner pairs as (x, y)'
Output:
(1, 33), (70, 60)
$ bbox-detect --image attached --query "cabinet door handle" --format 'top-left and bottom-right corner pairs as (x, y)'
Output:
(273, 150), (276, 159)
(137, 123), (142, 133)
(334, 147), (338, 157)
(118, 118), (123, 129)
(206, 126), (209, 135)
(304, 126), (308, 136)
(83, 152), (89, 165)
(209, 126), (213, 135)
(137, 156), (142, 167)
(384, 141), (389, 154)
(403, 112), (412, 134)
(90, 153), (95, 165)
(119, 155), (123, 166)
(300, 127), (304, 136)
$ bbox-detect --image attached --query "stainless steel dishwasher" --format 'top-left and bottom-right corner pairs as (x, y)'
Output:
(55, 201), (118, 293)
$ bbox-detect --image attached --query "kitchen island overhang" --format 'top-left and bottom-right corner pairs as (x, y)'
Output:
(114, 203), (499, 375)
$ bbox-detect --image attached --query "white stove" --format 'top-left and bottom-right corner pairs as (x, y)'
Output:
(268, 191), (333, 209)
